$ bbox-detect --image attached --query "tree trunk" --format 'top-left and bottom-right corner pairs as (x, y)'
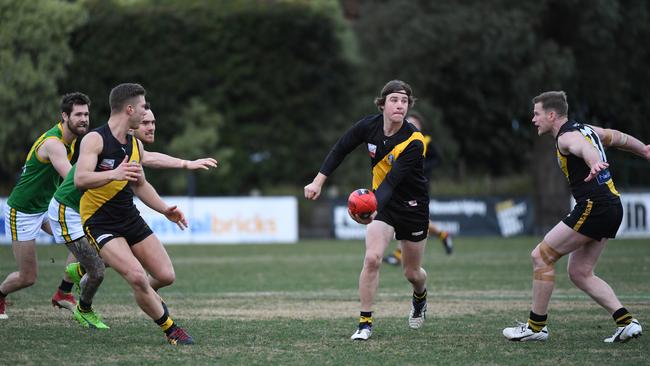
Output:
(532, 136), (570, 235)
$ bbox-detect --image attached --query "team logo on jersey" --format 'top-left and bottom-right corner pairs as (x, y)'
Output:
(596, 168), (611, 185)
(387, 154), (395, 165)
(367, 143), (377, 158)
(98, 159), (115, 171)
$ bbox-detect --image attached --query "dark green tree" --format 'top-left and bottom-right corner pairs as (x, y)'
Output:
(0, 0), (86, 192)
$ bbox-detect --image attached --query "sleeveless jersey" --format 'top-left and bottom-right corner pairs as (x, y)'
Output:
(53, 164), (81, 212)
(80, 124), (141, 225)
(7, 123), (76, 213)
(555, 120), (620, 203)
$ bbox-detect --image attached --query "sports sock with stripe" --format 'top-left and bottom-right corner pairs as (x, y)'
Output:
(527, 311), (547, 332)
(155, 305), (177, 335)
(612, 307), (633, 327)
(359, 311), (372, 328)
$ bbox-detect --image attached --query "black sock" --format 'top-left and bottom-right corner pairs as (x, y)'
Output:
(79, 299), (93, 312)
(413, 289), (427, 304)
(612, 307), (633, 327)
(359, 311), (372, 327)
(59, 280), (73, 293)
(154, 305), (176, 335)
(527, 311), (548, 332)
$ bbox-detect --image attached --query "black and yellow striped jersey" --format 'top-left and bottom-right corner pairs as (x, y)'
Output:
(80, 123), (142, 226)
(555, 120), (620, 203)
(320, 114), (428, 212)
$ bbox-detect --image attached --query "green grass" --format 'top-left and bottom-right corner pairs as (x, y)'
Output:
(0, 237), (648, 365)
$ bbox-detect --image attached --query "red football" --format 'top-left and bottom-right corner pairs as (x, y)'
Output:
(348, 189), (377, 218)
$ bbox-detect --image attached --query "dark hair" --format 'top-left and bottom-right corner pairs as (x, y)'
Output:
(60, 92), (91, 116)
(109, 83), (146, 112)
(374, 80), (415, 111)
(532, 91), (568, 117)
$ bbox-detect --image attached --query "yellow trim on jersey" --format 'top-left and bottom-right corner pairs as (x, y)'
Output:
(371, 132), (426, 190)
(10, 207), (17, 241)
(556, 149), (569, 180)
(26, 125), (76, 164)
(80, 135), (141, 224)
(573, 199), (593, 231)
(58, 202), (72, 243)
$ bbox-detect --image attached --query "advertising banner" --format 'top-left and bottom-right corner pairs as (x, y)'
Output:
(1, 196), (298, 244)
(334, 196), (534, 240)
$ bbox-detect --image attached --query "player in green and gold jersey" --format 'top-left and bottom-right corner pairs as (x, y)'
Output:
(0, 93), (90, 319)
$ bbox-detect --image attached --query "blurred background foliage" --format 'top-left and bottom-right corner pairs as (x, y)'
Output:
(1, 0), (649, 197)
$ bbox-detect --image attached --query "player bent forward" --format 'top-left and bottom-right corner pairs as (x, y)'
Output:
(503, 91), (644, 343)
(75, 83), (193, 344)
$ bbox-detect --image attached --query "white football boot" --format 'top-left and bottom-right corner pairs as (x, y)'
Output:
(351, 324), (372, 340)
(503, 321), (548, 342)
(408, 301), (427, 329)
(604, 319), (642, 343)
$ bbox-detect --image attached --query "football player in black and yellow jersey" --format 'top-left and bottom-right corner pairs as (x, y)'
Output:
(383, 111), (453, 266)
(75, 83), (193, 345)
(503, 91), (646, 343)
(305, 80), (430, 340)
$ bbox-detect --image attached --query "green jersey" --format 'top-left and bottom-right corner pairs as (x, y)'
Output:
(53, 164), (81, 212)
(7, 123), (76, 213)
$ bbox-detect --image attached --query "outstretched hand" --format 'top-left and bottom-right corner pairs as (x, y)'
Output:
(186, 158), (218, 170)
(584, 161), (609, 182)
(163, 205), (188, 230)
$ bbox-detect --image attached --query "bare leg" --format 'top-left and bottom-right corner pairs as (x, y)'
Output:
(0, 240), (38, 294)
(131, 234), (175, 291)
(567, 239), (623, 314)
(99, 238), (164, 320)
(359, 220), (394, 311)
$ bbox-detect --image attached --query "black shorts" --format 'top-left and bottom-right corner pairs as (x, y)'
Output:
(83, 215), (153, 250)
(563, 198), (623, 240)
(375, 200), (429, 242)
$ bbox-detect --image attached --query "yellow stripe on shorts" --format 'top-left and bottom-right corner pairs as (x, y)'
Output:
(10, 208), (17, 241)
(573, 199), (593, 231)
(58, 202), (72, 243)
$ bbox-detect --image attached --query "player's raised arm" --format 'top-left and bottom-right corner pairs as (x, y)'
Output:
(591, 125), (650, 160)
(141, 149), (218, 170)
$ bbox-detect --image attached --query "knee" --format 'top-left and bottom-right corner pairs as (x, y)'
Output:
(156, 269), (175, 287)
(530, 248), (547, 269)
(123, 268), (150, 292)
(21, 275), (37, 288)
(568, 266), (591, 286)
(403, 267), (424, 283)
(363, 253), (383, 272)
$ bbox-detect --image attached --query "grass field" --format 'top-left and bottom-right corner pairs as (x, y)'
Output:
(0, 237), (648, 365)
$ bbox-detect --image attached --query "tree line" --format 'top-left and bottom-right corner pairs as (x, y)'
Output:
(2, 0), (649, 196)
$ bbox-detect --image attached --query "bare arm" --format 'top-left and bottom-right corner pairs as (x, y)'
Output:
(38, 138), (73, 178)
(304, 172), (328, 200)
(591, 125), (650, 160)
(132, 179), (187, 230)
(74, 132), (142, 189)
(559, 131), (609, 182)
(141, 148), (218, 170)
